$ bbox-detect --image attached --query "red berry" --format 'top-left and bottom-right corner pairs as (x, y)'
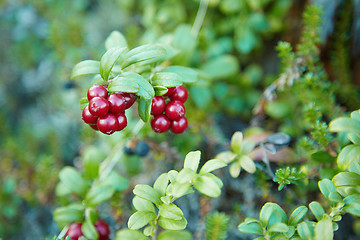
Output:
(171, 86), (188, 102)
(87, 84), (108, 101)
(89, 97), (109, 117)
(108, 93), (126, 114)
(164, 87), (176, 97)
(151, 115), (171, 133)
(95, 220), (110, 240)
(89, 124), (99, 130)
(97, 114), (119, 135)
(151, 96), (166, 115)
(165, 100), (185, 121)
(82, 105), (98, 124)
(65, 222), (83, 240)
(118, 92), (137, 109)
(116, 112), (127, 131)
(171, 117), (188, 134)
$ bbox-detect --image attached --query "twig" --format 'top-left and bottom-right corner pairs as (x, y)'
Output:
(191, 0), (209, 37)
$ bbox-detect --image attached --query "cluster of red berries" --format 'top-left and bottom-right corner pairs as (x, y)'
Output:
(65, 220), (110, 240)
(82, 84), (136, 135)
(150, 86), (188, 134)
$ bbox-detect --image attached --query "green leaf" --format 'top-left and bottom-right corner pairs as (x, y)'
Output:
(162, 66), (198, 83)
(231, 131), (243, 154)
(84, 184), (115, 207)
(176, 168), (197, 183)
(329, 117), (360, 134)
(229, 162), (241, 178)
(133, 196), (155, 213)
(336, 145), (360, 170)
(343, 195), (360, 216)
(297, 221), (314, 240)
(71, 60), (100, 80)
(236, 27), (257, 54)
(83, 146), (104, 179)
(311, 151), (336, 163)
(201, 55), (239, 79)
(80, 97), (89, 110)
(259, 203), (287, 228)
(332, 172), (360, 187)
(85, 208), (98, 224)
(309, 201), (325, 221)
(158, 216), (187, 231)
(238, 218), (263, 235)
(100, 47), (127, 81)
(159, 203), (184, 220)
(154, 86), (169, 96)
(53, 203), (84, 228)
(82, 218), (99, 240)
(239, 155), (256, 174)
(216, 151), (237, 164)
(116, 229), (148, 240)
(240, 140), (256, 154)
(199, 159), (227, 175)
(105, 31), (128, 50)
(138, 98), (152, 122)
(347, 133), (360, 145)
(190, 86), (212, 109)
(153, 173), (169, 196)
(121, 72), (154, 100)
(108, 75), (139, 93)
(158, 230), (192, 240)
(151, 72), (182, 87)
(315, 215), (333, 240)
(128, 211), (156, 230)
(133, 184), (162, 206)
(171, 182), (192, 199)
(183, 151), (201, 171)
(268, 222), (289, 233)
(168, 170), (178, 183)
(193, 175), (221, 198)
(171, 24), (197, 65)
(318, 179), (337, 201)
(59, 167), (88, 196)
(289, 206), (308, 226)
(100, 171), (129, 191)
(121, 44), (167, 69)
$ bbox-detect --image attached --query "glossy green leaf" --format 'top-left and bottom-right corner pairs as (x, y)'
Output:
(101, 171), (129, 191)
(162, 66), (198, 83)
(199, 159), (227, 175)
(133, 184), (162, 206)
(128, 211), (156, 230)
(158, 216), (187, 231)
(201, 55), (239, 79)
(151, 72), (182, 87)
(309, 201), (325, 221)
(53, 203), (84, 228)
(80, 97), (89, 110)
(159, 203), (183, 220)
(176, 168), (197, 183)
(216, 151), (237, 164)
(108, 75), (139, 93)
(343, 195), (360, 216)
(100, 47), (127, 81)
(116, 229), (148, 240)
(229, 162), (241, 178)
(158, 230), (192, 240)
(297, 221), (314, 240)
(84, 184), (115, 207)
(85, 208), (98, 224)
(347, 133), (360, 145)
(105, 31), (128, 50)
(184, 151), (201, 171)
(59, 167), (88, 196)
(231, 131), (243, 154)
(289, 206), (308, 226)
(193, 175), (221, 198)
(336, 145), (360, 170)
(318, 179), (337, 201)
(71, 60), (100, 80)
(311, 151), (336, 163)
(171, 182), (192, 199)
(133, 196), (155, 213)
(154, 86), (169, 96)
(82, 218), (99, 240)
(268, 222), (289, 233)
(238, 218), (263, 235)
(239, 155), (256, 174)
(315, 215), (333, 240)
(138, 98), (152, 122)
(121, 44), (167, 69)
(332, 172), (360, 187)
(329, 117), (360, 134)
(259, 203), (287, 227)
(121, 72), (154, 100)
(168, 170), (179, 183)
(153, 173), (169, 196)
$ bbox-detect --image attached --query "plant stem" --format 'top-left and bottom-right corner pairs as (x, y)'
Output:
(191, 0), (209, 37)
(259, 142), (275, 178)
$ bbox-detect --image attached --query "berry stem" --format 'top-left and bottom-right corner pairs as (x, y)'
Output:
(56, 225), (69, 239)
(191, 0), (209, 37)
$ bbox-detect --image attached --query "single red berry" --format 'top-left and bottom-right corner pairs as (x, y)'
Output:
(95, 219), (110, 240)
(116, 112), (127, 131)
(65, 222), (83, 240)
(165, 100), (185, 121)
(151, 96), (166, 115)
(151, 115), (171, 133)
(89, 124), (99, 131)
(170, 86), (188, 102)
(118, 92), (137, 109)
(164, 87), (176, 97)
(171, 117), (188, 134)
(89, 97), (109, 117)
(87, 84), (108, 101)
(82, 105), (98, 124)
(108, 93), (126, 114)
(97, 114), (119, 135)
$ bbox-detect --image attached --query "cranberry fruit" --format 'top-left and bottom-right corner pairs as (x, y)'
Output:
(97, 114), (119, 135)
(151, 96), (166, 115)
(87, 84), (108, 101)
(170, 86), (188, 102)
(95, 219), (110, 240)
(165, 100), (185, 121)
(171, 116), (188, 134)
(64, 222), (83, 240)
(108, 93), (126, 114)
(116, 112), (127, 131)
(82, 105), (98, 125)
(164, 87), (176, 97)
(119, 92), (137, 109)
(151, 115), (171, 133)
(89, 97), (109, 117)
(89, 124), (99, 130)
